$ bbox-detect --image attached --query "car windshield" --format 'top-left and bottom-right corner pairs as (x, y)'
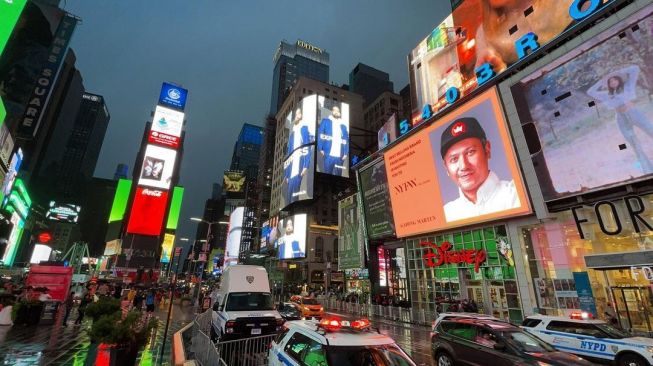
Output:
(282, 304), (300, 315)
(303, 298), (319, 305)
(596, 323), (629, 339)
(498, 330), (556, 353)
(225, 292), (274, 311)
(326, 344), (416, 366)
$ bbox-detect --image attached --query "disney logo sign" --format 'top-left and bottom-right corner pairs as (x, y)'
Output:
(420, 241), (487, 273)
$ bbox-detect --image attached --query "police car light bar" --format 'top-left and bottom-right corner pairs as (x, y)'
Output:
(570, 311), (593, 320)
(318, 317), (371, 332)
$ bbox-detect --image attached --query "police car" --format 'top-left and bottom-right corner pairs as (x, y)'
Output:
(269, 317), (418, 366)
(522, 313), (653, 366)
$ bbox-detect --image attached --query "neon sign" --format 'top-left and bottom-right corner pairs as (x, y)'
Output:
(421, 241), (487, 273)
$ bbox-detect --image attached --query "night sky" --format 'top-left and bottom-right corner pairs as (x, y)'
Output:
(61, 0), (450, 247)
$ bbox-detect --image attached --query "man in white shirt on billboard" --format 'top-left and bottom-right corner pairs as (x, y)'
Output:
(318, 105), (349, 176)
(440, 117), (520, 222)
(277, 217), (305, 259)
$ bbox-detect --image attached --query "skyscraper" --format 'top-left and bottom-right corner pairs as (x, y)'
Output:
(230, 123), (263, 182)
(270, 40), (329, 115)
(348, 63), (394, 107)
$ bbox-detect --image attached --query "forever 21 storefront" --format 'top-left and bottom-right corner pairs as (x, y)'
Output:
(499, 1), (653, 334)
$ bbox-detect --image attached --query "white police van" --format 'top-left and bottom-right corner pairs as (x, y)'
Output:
(269, 317), (418, 366)
(522, 314), (653, 366)
(210, 265), (284, 342)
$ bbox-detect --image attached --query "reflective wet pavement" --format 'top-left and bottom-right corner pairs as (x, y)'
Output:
(0, 303), (195, 366)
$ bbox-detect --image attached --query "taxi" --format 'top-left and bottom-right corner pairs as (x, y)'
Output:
(522, 313), (653, 366)
(268, 317), (418, 366)
(290, 295), (325, 319)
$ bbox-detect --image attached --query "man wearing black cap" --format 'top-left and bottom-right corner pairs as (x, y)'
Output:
(440, 117), (519, 222)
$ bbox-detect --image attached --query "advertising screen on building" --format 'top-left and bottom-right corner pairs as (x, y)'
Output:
(148, 105), (184, 148)
(158, 82), (188, 111)
(384, 88), (530, 237)
(138, 144), (177, 190)
(160, 233), (174, 263)
(510, 5), (653, 202)
(0, 0), (26, 56)
(359, 158), (395, 239)
(45, 202), (81, 223)
(281, 145), (314, 209)
(104, 239), (121, 256)
(0, 124), (13, 166)
(408, 0), (612, 114)
(223, 171), (246, 193)
(274, 214), (307, 260)
(225, 207), (245, 261)
(166, 186), (184, 230)
(126, 187), (169, 236)
(378, 113), (398, 150)
(260, 216), (280, 251)
(108, 179), (132, 223)
(317, 96), (349, 177)
(285, 94), (317, 158)
(338, 194), (365, 271)
(1, 148), (22, 201)
(30, 244), (52, 264)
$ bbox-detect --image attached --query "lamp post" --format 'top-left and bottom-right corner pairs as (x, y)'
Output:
(190, 217), (222, 307)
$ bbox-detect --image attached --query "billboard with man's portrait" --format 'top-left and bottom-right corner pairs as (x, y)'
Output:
(317, 96), (350, 178)
(285, 95), (317, 158)
(384, 87), (530, 238)
(510, 5), (653, 202)
(280, 145), (314, 210)
(274, 214), (307, 260)
(338, 193), (365, 271)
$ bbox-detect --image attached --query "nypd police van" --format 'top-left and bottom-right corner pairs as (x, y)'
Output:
(210, 265), (284, 342)
(522, 314), (653, 366)
(269, 318), (417, 366)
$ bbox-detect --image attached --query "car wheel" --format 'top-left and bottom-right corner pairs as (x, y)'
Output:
(618, 353), (648, 366)
(436, 351), (455, 366)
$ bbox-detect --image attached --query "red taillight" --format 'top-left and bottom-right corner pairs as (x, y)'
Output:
(319, 318), (342, 331)
(276, 318), (285, 326)
(351, 319), (370, 330)
(226, 320), (236, 328)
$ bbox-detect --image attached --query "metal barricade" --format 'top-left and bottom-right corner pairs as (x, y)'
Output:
(190, 311), (223, 366)
(215, 334), (277, 366)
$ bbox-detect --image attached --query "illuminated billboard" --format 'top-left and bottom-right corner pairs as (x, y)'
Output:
(1, 148), (23, 201)
(158, 82), (188, 111)
(260, 216), (280, 250)
(384, 88), (530, 237)
(378, 113), (398, 150)
(359, 158), (395, 239)
(317, 96), (349, 177)
(225, 207), (245, 262)
(46, 202), (81, 223)
(510, 5), (653, 202)
(0, 124), (13, 166)
(138, 144), (177, 190)
(0, 0), (26, 56)
(223, 171), (246, 193)
(30, 244), (52, 264)
(148, 105), (184, 148)
(338, 194), (365, 270)
(274, 214), (307, 260)
(108, 179), (132, 223)
(126, 187), (169, 236)
(408, 0), (615, 116)
(285, 94), (317, 158)
(160, 233), (174, 263)
(281, 145), (314, 209)
(166, 186), (184, 230)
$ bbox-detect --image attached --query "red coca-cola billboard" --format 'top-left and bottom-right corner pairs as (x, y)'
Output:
(126, 187), (169, 235)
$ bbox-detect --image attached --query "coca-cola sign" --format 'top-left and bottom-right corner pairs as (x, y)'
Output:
(421, 241), (487, 273)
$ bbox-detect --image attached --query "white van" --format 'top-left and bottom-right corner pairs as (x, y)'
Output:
(210, 265), (284, 342)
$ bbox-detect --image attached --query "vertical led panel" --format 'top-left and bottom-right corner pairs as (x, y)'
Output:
(165, 186), (184, 230)
(108, 179), (132, 223)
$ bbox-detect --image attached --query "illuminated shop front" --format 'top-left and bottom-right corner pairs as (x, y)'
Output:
(344, 268), (371, 296)
(406, 225), (524, 322)
(519, 194), (653, 334)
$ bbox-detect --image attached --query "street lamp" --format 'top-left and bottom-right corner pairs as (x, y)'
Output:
(190, 217), (223, 308)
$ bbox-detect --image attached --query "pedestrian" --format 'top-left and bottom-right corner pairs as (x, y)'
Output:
(145, 290), (155, 314)
(469, 299), (479, 313)
(134, 290), (144, 311)
(63, 291), (75, 327)
(121, 295), (132, 319)
(75, 293), (91, 325)
(113, 284), (123, 299)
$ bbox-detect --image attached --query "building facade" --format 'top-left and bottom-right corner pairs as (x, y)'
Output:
(348, 63), (394, 107)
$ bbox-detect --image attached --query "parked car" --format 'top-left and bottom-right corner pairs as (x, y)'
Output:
(289, 295), (325, 319)
(431, 317), (593, 366)
(278, 302), (302, 321)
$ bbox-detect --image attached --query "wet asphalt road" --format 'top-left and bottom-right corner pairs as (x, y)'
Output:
(326, 311), (435, 365)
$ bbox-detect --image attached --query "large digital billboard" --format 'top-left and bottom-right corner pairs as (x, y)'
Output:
(408, 0), (614, 115)
(158, 82), (188, 111)
(138, 144), (177, 190)
(148, 105), (184, 148)
(0, 124), (13, 166)
(384, 88), (530, 237)
(166, 186), (184, 230)
(338, 194), (365, 270)
(160, 233), (174, 263)
(46, 202), (81, 223)
(1, 148), (22, 201)
(285, 95), (317, 158)
(274, 214), (307, 260)
(317, 96), (349, 177)
(225, 207), (245, 263)
(510, 5), (653, 202)
(126, 187), (169, 236)
(359, 158), (395, 239)
(260, 216), (280, 251)
(108, 179), (132, 223)
(223, 170), (246, 193)
(281, 145), (314, 209)
(0, 0), (26, 56)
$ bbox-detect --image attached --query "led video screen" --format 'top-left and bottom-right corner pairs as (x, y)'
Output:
(138, 144), (177, 190)
(384, 88), (530, 237)
(223, 171), (246, 193)
(281, 145), (314, 209)
(359, 158), (396, 239)
(274, 214), (307, 260)
(226, 207), (244, 261)
(317, 96), (349, 177)
(285, 94), (317, 158)
(126, 187), (169, 236)
(45, 202), (81, 223)
(510, 5), (653, 201)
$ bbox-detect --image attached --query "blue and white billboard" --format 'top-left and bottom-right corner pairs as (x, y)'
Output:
(158, 82), (188, 111)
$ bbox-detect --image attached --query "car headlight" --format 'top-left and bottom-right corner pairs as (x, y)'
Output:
(646, 346), (653, 354)
(319, 306), (323, 311)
